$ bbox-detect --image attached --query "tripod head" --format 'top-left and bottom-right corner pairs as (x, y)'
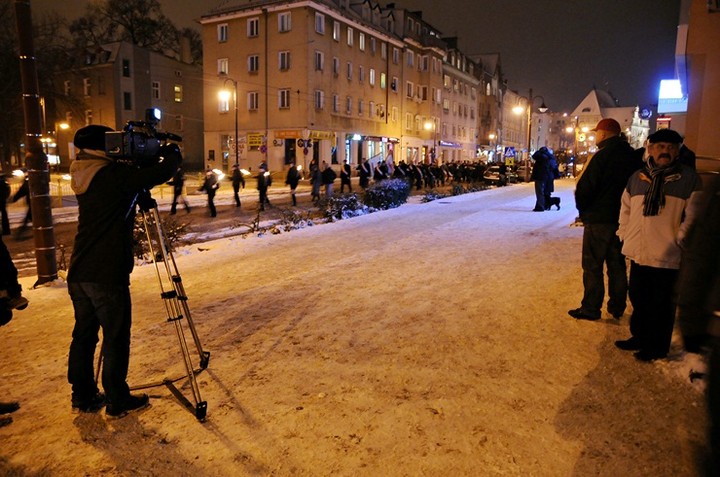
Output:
(136, 189), (158, 212)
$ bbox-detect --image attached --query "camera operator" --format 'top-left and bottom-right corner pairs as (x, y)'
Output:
(66, 124), (180, 419)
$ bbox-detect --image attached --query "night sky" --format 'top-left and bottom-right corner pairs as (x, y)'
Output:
(31, 0), (681, 112)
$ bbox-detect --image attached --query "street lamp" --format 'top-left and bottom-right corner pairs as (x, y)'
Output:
(424, 118), (439, 163)
(513, 88), (548, 182)
(219, 73), (239, 168)
(488, 133), (496, 162)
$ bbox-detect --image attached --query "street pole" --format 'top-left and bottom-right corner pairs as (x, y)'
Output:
(524, 88), (533, 183)
(14, 0), (57, 286)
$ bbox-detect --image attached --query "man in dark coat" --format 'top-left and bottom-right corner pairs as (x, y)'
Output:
(0, 174), (10, 235)
(67, 124), (179, 418)
(568, 118), (642, 321)
(198, 168), (219, 217)
(285, 162), (300, 206)
(530, 148), (551, 211)
(321, 161), (337, 198)
(340, 160), (352, 193)
(231, 164), (245, 208)
(357, 159), (371, 189)
(256, 164), (271, 210)
(168, 166), (190, 215)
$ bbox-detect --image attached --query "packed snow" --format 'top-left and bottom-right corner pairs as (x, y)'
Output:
(0, 179), (707, 476)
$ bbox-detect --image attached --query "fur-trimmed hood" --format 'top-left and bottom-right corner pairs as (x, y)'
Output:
(69, 151), (110, 195)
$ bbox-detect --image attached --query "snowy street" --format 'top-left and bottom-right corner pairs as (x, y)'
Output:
(0, 179), (706, 476)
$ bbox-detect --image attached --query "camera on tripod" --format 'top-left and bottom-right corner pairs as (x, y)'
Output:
(105, 108), (183, 166)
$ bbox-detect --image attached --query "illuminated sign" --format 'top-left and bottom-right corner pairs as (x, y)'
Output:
(657, 79), (687, 114)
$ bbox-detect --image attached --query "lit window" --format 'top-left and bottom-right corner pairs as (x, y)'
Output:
(174, 85), (183, 103)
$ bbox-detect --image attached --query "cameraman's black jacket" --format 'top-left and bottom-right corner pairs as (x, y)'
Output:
(67, 150), (178, 286)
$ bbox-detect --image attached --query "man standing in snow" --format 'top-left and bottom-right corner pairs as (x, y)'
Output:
(67, 125), (179, 418)
(568, 118), (641, 321)
(614, 129), (702, 361)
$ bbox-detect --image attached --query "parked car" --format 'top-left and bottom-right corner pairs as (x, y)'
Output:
(483, 165), (510, 186)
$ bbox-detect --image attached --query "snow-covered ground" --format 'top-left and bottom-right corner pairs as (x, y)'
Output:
(0, 179), (708, 476)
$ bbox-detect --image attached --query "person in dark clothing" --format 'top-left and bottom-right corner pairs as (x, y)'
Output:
(67, 124), (179, 418)
(568, 118), (643, 321)
(357, 159), (371, 189)
(285, 162), (300, 206)
(198, 168), (219, 217)
(340, 160), (352, 193)
(231, 164), (245, 208)
(168, 167), (190, 215)
(12, 175), (31, 238)
(498, 162), (508, 187)
(321, 161), (337, 198)
(257, 164), (271, 210)
(0, 174), (10, 235)
(544, 150), (561, 209)
(530, 148), (551, 211)
(309, 159), (321, 202)
(0, 234), (28, 427)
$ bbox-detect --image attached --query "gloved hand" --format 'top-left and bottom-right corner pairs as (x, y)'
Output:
(159, 143), (183, 165)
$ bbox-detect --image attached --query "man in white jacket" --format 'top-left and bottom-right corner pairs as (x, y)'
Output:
(615, 129), (702, 361)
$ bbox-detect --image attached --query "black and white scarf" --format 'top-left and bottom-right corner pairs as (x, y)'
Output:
(640, 159), (682, 216)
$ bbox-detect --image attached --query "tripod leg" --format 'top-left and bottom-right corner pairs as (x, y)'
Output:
(138, 208), (208, 420)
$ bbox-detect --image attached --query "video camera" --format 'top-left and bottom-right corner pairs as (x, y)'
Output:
(105, 108), (183, 166)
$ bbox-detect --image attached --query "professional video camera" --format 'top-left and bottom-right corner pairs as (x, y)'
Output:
(105, 108), (183, 165)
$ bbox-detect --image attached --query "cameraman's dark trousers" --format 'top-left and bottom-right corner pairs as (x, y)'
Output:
(68, 282), (131, 406)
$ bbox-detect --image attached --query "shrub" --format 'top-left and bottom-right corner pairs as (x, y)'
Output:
(133, 215), (187, 261)
(363, 178), (411, 210)
(319, 193), (369, 221)
(421, 190), (448, 203)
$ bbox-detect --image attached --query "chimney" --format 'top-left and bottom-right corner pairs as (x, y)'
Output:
(180, 35), (192, 64)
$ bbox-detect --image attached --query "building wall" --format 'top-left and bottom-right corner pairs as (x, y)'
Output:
(684, 0), (720, 159)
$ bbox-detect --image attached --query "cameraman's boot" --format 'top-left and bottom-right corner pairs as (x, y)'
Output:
(0, 290), (28, 311)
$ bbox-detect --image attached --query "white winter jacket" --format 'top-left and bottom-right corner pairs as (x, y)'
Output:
(617, 164), (702, 269)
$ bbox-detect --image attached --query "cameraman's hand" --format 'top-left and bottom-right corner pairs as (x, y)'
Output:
(159, 143), (183, 165)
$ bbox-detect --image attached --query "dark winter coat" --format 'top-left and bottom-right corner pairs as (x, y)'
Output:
(321, 167), (337, 185)
(574, 135), (641, 224)
(340, 164), (351, 184)
(231, 169), (245, 191)
(285, 166), (300, 189)
(67, 149), (179, 285)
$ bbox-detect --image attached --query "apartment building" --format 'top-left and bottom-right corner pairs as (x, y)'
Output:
(200, 0), (489, 174)
(54, 41), (204, 171)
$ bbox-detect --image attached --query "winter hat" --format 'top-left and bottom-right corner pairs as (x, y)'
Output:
(73, 125), (113, 151)
(591, 118), (621, 135)
(648, 129), (683, 144)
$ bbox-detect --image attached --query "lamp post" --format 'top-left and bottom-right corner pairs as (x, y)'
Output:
(488, 133), (496, 163)
(424, 117), (439, 163)
(513, 88), (548, 182)
(219, 74), (239, 168)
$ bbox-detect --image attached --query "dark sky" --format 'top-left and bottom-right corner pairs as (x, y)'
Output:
(32, 0), (681, 112)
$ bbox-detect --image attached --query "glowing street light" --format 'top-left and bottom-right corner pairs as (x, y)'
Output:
(219, 73), (239, 168)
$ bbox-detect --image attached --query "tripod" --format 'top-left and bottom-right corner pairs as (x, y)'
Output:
(95, 190), (210, 420)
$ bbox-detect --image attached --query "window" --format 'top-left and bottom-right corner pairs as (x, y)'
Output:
(218, 23), (228, 42)
(314, 51), (324, 71)
(247, 18), (259, 37)
(392, 47), (399, 64)
(314, 90), (324, 109)
(391, 107), (398, 122)
(63, 80), (71, 96)
(369, 101), (375, 117)
(333, 21), (340, 41)
(332, 57), (339, 76)
(471, 87), (477, 99)
(347, 27), (353, 46)
(358, 99), (364, 116)
(174, 85), (183, 103)
(420, 85), (428, 101)
(358, 66), (364, 83)
(279, 51), (291, 70)
(315, 13), (325, 34)
(248, 54), (259, 73)
(279, 89), (290, 109)
(346, 96), (352, 114)
(278, 12), (291, 32)
(122, 59), (131, 77)
(346, 62), (352, 80)
(217, 58), (228, 75)
(381, 42), (387, 59)
(443, 99), (450, 112)
(85, 110), (92, 125)
(248, 91), (259, 111)
(380, 72), (386, 89)
(152, 81), (160, 100)
(369, 68), (375, 86)
(405, 113), (413, 131)
(123, 92), (132, 110)
(83, 77), (91, 96)
(333, 94), (339, 112)
(406, 81), (414, 98)
(175, 115), (183, 131)
(370, 37), (376, 54)
(359, 33), (365, 51)
(406, 51), (414, 67)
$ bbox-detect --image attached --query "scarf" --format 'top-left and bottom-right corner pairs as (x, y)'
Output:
(640, 158), (682, 216)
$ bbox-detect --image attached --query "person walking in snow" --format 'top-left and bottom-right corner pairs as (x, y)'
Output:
(285, 162), (300, 206)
